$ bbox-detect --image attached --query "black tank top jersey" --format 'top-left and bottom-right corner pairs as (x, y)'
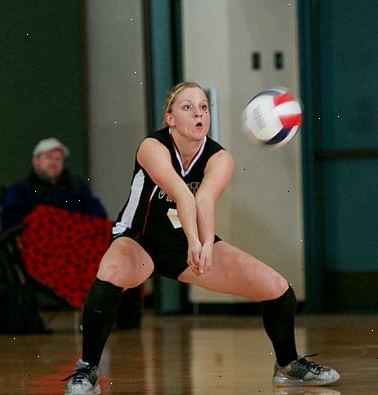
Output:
(112, 128), (225, 254)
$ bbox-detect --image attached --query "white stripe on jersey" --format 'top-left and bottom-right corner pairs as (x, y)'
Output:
(112, 169), (145, 235)
(149, 185), (158, 202)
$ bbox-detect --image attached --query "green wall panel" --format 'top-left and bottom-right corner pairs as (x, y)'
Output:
(0, 0), (86, 187)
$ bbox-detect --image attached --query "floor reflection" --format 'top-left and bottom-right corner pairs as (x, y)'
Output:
(2, 312), (377, 394)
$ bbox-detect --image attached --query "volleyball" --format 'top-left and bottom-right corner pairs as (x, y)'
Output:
(242, 87), (303, 147)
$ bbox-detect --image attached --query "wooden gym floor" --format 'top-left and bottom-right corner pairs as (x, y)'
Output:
(0, 311), (377, 394)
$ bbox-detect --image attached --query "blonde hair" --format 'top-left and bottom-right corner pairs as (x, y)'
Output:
(160, 81), (209, 128)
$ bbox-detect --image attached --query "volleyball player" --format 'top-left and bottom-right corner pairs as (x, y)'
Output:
(64, 82), (340, 394)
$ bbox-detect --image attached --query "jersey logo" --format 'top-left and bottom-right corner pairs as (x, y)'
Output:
(158, 189), (174, 202)
(157, 181), (201, 202)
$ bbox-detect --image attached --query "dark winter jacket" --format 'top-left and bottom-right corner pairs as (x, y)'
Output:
(2, 169), (107, 230)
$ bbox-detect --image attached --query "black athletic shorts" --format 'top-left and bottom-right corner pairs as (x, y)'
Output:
(112, 234), (222, 279)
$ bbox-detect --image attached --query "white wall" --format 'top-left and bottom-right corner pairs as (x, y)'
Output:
(183, 0), (305, 302)
(85, 0), (147, 220)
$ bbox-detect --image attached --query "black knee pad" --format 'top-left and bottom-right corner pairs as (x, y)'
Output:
(263, 284), (297, 311)
(85, 278), (123, 315)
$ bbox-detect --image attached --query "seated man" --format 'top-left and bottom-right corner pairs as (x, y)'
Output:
(1, 138), (141, 332)
(2, 137), (107, 230)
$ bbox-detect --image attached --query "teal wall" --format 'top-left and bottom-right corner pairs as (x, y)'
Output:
(299, 0), (378, 311)
(0, 0), (86, 187)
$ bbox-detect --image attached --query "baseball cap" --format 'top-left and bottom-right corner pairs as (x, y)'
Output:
(33, 137), (70, 157)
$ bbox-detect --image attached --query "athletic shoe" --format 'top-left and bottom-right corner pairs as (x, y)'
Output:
(63, 359), (101, 394)
(273, 354), (340, 387)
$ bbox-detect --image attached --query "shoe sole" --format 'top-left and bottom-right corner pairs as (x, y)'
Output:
(64, 383), (101, 395)
(273, 376), (340, 387)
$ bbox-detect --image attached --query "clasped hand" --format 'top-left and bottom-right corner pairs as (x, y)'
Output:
(187, 238), (213, 275)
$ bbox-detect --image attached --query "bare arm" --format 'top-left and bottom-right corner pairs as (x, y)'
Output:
(137, 138), (201, 269)
(195, 150), (234, 273)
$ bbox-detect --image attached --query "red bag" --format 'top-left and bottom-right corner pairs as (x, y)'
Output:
(19, 205), (113, 308)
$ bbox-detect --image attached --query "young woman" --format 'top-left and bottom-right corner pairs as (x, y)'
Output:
(64, 82), (340, 394)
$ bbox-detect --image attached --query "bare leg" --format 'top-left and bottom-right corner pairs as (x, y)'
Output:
(178, 240), (288, 301)
(83, 237), (154, 366)
(97, 237), (154, 289)
(178, 240), (297, 367)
